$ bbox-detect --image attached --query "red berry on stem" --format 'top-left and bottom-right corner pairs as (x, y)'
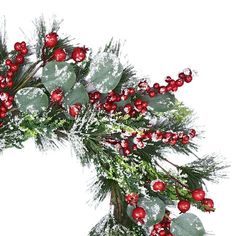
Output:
(159, 230), (167, 236)
(189, 129), (196, 138)
(149, 90), (156, 97)
(14, 42), (21, 51)
(132, 207), (146, 224)
(5, 59), (12, 66)
(178, 72), (186, 80)
(71, 47), (88, 62)
(159, 86), (167, 94)
(50, 88), (64, 103)
(45, 32), (58, 48)
(153, 83), (159, 89)
(176, 78), (184, 87)
(15, 54), (24, 64)
(123, 147), (131, 156)
(178, 200), (191, 213)
(20, 41), (26, 48)
(152, 180), (166, 192)
(10, 64), (19, 72)
(192, 189), (205, 201)
(128, 87), (135, 96)
(124, 104), (133, 113)
(69, 103), (82, 118)
(181, 134), (190, 144)
(21, 47), (28, 55)
(125, 193), (139, 206)
(54, 48), (66, 62)
(202, 198), (214, 212)
(134, 99), (142, 107)
(184, 75), (192, 83)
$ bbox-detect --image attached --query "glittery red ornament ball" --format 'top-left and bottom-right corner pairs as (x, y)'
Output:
(45, 32), (58, 48)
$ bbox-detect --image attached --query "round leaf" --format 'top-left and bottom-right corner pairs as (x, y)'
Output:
(41, 61), (76, 93)
(86, 52), (123, 93)
(127, 196), (165, 228)
(15, 87), (49, 114)
(63, 83), (89, 108)
(170, 213), (205, 236)
(146, 93), (176, 112)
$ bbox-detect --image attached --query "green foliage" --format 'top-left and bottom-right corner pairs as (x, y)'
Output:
(86, 52), (123, 93)
(41, 61), (76, 92)
(0, 18), (8, 63)
(170, 213), (205, 236)
(179, 154), (229, 190)
(15, 87), (49, 114)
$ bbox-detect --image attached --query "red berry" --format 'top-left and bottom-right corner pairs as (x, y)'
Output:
(21, 47), (28, 55)
(20, 41), (26, 48)
(178, 200), (191, 213)
(154, 223), (162, 230)
(189, 129), (197, 138)
(10, 64), (19, 72)
(192, 189), (205, 201)
(124, 104), (133, 113)
(181, 134), (190, 144)
(93, 91), (101, 100)
(178, 72), (186, 79)
(71, 47), (88, 62)
(45, 32), (58, 48)
(184, 75), (192, 83)
(69, 103), (82, 118)
(14, 42), (21, 51)
(123, 147), (131, 156)
(159, 230), (166, 236)
(0, 112), (7, 118)
(50, 88), (64, 103)
(152, 180), (166, 192)
(134, 99), (142, 107)
(159, 86), (167, 94)
(128, 87), (135, 95)
(5, 59), (12, 66)
(176, 78), (184, 87)
(165, 76), (172, 83)
(153, 83), (160, 89)
(54, 48), (66, 62)
(202, 198), (214, 212)
(149, 90), (156, 97)
(15, 54), (24, 64)
(7, 70), (13, 79)
(132, 207), (146, 223)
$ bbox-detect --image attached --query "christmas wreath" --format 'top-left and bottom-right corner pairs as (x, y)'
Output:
(0, 18), (227, 236)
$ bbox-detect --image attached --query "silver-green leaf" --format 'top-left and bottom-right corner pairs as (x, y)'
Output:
(86, 52), (123, 93)
(63, 83), (89, 109)
(170, 213), (205, 236)
(41, 61), (76, 93)
(15, 87), (49, 114)
(127, 196), (166, 228)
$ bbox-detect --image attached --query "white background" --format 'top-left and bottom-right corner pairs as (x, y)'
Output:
(0, 0), (235, 235)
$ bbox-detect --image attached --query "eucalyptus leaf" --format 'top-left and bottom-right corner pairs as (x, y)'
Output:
(86, 52), (123, 93)
(127, 196), (165, 228)
(146, 93), (176, 112)
(15, 87), (49, 114)
(63, 83), (89, 109)
(170, 213), (205, 236)
(41, 61), (76, 93)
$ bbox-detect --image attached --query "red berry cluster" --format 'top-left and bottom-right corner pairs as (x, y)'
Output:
(0, 41), (28, 127)
(150, 210), (173, 236)
(106, 129), (196, 156)
(0, 92), (14, 127)
(0, 41), (28, 89)
(44, 32), (88, 63)
(177, 189), (214, 213)
(138, 68), (193, 97)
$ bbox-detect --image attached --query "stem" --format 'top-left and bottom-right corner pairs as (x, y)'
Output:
(154, 160), (191, 191)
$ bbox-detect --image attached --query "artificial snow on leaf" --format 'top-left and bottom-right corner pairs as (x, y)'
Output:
(63, 83), (89, 109)
(41, 61), (76, 92)
(15, 87), (49, 114)
(146, 93), (176, 112)
(86, 52), (123, 93)
(170, 213), (205, 236)
(127, 196), (166, 228)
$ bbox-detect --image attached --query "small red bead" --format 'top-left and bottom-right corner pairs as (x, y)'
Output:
(15, 54), (24, 64)
(53, 48), (66, 62)
(45, 32), (58, 48)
